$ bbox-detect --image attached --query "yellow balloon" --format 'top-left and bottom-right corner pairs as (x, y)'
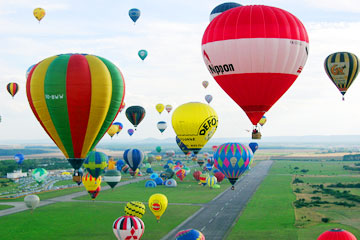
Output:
(107, 125), (119, 138)
(108, 157), (116, 170)
(82, 173), (101, 192)
(155, 155), (162, 161)
(156, 104), (165, 114)
(172, 102), (218, 154)
(149, 193), (168, 221)
(33, 8), (45, 22)
(258, 116), (267, 126)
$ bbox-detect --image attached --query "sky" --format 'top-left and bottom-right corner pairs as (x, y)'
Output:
(0, 0), (360, 144)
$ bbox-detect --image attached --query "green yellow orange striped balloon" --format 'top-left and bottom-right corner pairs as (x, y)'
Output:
(26, 54), (125, 170)
(324, 52), (359, 100)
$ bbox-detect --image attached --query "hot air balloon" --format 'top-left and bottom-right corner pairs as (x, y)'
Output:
(128, 129), (134, 136)
(149, 193), (168, 222)
(156, 104), (165, 114)
(157, 121), (167, 133)
(176, 169), (186, 181)
(156, 146), (162, 153)
(214, 143), (251, 190)
(165, 178), (177, 187)
(26, 53), (125, 180)
(129, 8), (141, 24)
(138, 50), (148, 61)
(199, 173), (209, 186)
(202, 80), (209, 89)
(205, 94), (213, 104)
(113, 216), (145, 240)
(125, 201), (146, 219)
(193, 171), (201, 181)
(26, 64), (36, 80)
(119, 102), (126, 113)
(24, 195), (40, 212)
(103, 170), (121, 189)
(324, 52), (359, 100)
(113, 122), (123, 135)
(176, 229), (205, 240)
(108, 124), (119, 138)
(249, 142), (259, 154)
(126, 106), (145, 129)
(83, 151), (108, 179)
(145, 180), (157, 188)
(32, 168), (48, 184)
(209, 2), (242, 22)
(317, 228), (357, 240)
(207, 175), (217, 188)
(7, 83), (19, 98)
(33, 8), (45, 22)
(123, 148), (144, 173)
(155, 155), (162, 161)
(172, 102), (218, 155)
(14, 153), (24, 165)
(258, 116), (267, 127)
(165, 104), (173, 113)
(202, 5), (309, 139)
(82, 173), (101, 200)
(214, 171), (225, 183)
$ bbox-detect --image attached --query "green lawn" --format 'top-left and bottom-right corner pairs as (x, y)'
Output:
(0, 202), (200, 240)
(271, 160), (359, 175)
(76, 177), (231, 203)
(0, 204), (14, 210)
(53, 179), (75, 186)
(227, 174), (297, 240)
(300, 176), (360, 184)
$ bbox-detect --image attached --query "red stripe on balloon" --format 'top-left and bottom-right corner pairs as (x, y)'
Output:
(66, 55), (92, 158)
(214, 72), (297, 125)
(202, 5), (308, 44)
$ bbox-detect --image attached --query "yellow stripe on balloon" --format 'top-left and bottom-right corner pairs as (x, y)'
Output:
(30, 56), (69, 158)
(81, 55), (112, 157)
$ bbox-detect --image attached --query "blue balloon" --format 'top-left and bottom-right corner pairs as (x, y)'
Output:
(146, 168), (153, 174)
(206, 163), (213, 171)
(175, 160), (182, 165)
(155, 177), (164, 185)
(116, 159), (125, 171)
(210, 2), (242, 22)
(163, 164), (169, 169)
(129, 8), (141, 23)
(249, 142), (259, 154)
(14, 153), (24, 165)
(167, 160), (174, 165)
(150, 173), (158, 179)
(123, 148), (144, 172)
(145, 180), (157, 188)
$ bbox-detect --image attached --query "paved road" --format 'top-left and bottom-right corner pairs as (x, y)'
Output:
(161, 160), (273, 240)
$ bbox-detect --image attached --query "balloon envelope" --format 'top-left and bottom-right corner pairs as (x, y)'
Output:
(128, 129), (134, 136)
(172, 102), (218, 154)
(165, 104), (173, 113)
(202, 5), (309, 125)
(317, 228), (357, 240)
(123, 148), (144, 172)
(324, 52), (359, 99)
(129, 8), (141, 23)
(157, 121), (167, 133)
(26, 54), (125, 171)
(249, 142), (259, 154)
(209, 2), (242, 22)
(149, 193), (168, 221)
(83, 151), (108, 178)
(138, 50), (148, 61)
(33, 8), (45, 22)
(7, 83), (19, 98)
(24, 195), (40, 210)
(125, 201), (145, 219)
(205, 94), (213, 104)
(14, 153), (24, 164)
(113, 216), (145, 240)
(126, 106), (145, 128)
(32, 168), (48, 184)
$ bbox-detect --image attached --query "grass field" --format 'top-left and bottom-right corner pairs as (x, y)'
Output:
(227, 174), (297, 240)
(0, 201), (200, 240)
(227, 160), (360, 240)
(53, 179), (75, 186)
(0, 204), (13, 210)
(76, 177), (232, 203)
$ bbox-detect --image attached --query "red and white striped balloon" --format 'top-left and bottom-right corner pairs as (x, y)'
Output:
(113, 215), (145, 240)
(202, 5), (309, 125)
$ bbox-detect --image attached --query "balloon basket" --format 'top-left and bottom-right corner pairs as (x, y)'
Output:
(231, 186), (235, 190)
(252, 132), (261, 139)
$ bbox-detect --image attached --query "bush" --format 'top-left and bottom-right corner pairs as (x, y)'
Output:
(321, 218), (330, 223)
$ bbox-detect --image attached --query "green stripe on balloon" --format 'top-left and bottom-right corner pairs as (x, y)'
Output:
(90, 57), (125, 151)
(45, 55), (74, 158)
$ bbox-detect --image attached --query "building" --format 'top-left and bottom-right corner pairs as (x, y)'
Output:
(7, 169), (27, 179)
